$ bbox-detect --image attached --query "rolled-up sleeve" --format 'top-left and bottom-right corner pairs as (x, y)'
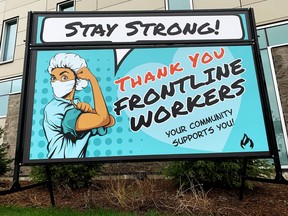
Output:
(62, 108), (83, 138)
(62, 108), (108, 137)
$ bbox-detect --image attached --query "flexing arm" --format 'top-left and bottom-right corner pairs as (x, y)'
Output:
(75, 67), (114, 131)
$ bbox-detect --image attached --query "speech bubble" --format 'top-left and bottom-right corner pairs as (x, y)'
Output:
(114, 49), (133, 73)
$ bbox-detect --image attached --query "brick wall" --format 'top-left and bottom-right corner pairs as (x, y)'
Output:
(2, 93), (30, 176)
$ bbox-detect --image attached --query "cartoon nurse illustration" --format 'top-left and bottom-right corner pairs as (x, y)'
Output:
(43, 53), (115, 159)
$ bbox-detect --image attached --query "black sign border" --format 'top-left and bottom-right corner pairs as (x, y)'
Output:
(29, 9), (252, 47)
(19, 9), (275, 165)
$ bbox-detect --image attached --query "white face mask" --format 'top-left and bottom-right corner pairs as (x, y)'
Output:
(51, 80), (75, 98)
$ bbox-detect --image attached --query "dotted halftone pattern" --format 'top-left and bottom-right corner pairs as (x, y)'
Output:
(30, 47), (234, 161)
(30, 49), (135, 160)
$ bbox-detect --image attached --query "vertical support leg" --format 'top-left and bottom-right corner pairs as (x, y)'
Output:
(10, 162), (21, 190)
(239, 159), (247, 201)
(45, 166), (55, 207)
(273, 149), (286, 183)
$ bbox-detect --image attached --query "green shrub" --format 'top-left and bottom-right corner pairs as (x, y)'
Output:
(30, 163), (102, 189)
(164, 159), (274, 189)
(0, 127), (12, 176)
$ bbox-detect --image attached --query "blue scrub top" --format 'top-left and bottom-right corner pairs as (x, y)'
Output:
(43, 97), (107, 159)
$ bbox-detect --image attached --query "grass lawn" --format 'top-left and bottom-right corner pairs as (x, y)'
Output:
(0, 206), (159, 216)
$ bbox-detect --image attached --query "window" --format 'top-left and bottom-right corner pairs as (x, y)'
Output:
(257, 21), (288, 168)
(266, 24), (288, 47)
(0, 18), (18, 62)
(0, 77), (22, 117)
(165, 0), (193, 10)
(57, 0), (74, 11)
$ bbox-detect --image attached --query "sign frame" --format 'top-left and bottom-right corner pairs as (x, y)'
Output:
(18, 9), (276, 165)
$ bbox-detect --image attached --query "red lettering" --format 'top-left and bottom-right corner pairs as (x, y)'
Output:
(157, 66), (168, 79)
(201, 52), (213, 64)
(144, 71), (156, 84)
(170, 62), (184, 75)
(214, 47), (225, 59)
(114, 76), (130, 92)
(188, 53), (200, 68)
(131, 75), (142, 88)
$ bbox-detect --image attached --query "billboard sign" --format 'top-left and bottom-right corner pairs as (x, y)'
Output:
(20, 10), (274, 164)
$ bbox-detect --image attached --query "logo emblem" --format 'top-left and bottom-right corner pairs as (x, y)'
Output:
(240, 134), (254, 149)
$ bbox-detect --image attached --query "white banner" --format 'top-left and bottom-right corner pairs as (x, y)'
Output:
(41, 15), (244, 43)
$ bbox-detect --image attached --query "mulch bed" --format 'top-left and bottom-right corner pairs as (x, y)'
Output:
(0, 179), (288, 215)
